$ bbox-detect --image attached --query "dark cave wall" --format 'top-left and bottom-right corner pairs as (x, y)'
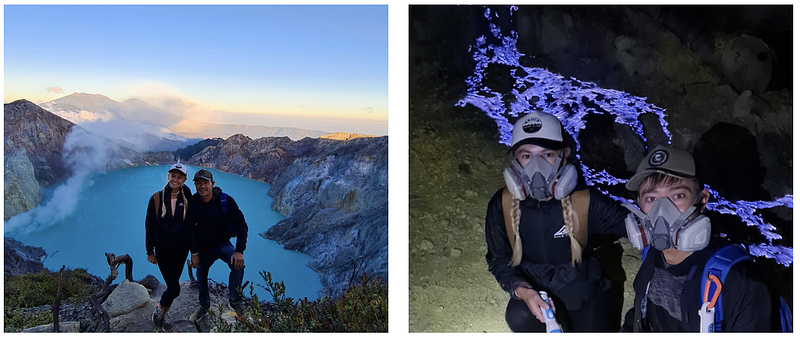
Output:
(411, 5), (793, 202)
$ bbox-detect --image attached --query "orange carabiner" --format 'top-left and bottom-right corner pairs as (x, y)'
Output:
(703, 274), (723, 310)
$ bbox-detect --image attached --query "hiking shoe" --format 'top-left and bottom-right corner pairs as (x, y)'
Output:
(152, 305), (165, 328)
(162, 313), (173, 332)
(189, 306), (208, 323)
(230, 302), (246, 315)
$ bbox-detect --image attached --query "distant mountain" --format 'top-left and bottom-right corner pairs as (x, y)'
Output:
(44, 92), (184, 126)
(167, 117), (329, 140)
(40, 93), (194, 152)
(42, 93), (331, 144)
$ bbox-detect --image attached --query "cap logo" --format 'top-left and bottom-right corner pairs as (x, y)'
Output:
(649, 149), (669, 166)
(522, 117), (543, 134)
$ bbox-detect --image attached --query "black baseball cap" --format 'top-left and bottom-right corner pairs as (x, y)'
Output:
(193, 169), (214, 182)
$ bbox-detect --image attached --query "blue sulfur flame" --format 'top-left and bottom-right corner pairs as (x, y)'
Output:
(458, 6), (793, 266)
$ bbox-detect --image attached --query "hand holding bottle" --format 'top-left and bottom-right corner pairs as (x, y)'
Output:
(538, 291), (563, 333)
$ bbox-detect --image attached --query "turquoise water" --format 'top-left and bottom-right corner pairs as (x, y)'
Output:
(8, 165), (322, 300)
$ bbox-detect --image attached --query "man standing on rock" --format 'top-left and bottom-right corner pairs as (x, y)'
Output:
(188, 169), (249, 322)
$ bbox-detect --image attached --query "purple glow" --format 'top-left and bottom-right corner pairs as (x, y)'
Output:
(458, 7), (793, 266)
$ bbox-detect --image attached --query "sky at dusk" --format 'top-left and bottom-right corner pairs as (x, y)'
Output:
(4, 5), (389, 135)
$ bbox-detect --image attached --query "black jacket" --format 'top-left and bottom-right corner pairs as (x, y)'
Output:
(485, 187), (628, 310)
(145, 184), (195, 255)
(621, 237), (772, 332)
(191, 186), (248, 253)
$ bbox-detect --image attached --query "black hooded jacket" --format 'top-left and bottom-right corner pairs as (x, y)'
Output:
(191, 186), (248, 254)
(621, 237), (773, 332)
(485, 186), (629, 310)
(145, 184), (195, 255)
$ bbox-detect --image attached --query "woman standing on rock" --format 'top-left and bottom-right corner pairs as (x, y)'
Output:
(485, 110), (629, 332)
(145, 162), (195, 332)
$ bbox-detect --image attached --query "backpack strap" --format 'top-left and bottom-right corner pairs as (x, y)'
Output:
(501, 188), (515, 253)
(219, 192), (234, 237)
(152, 192), (161, 219)
(700, 244), (753, 332)
(220, 192), (229, 215)
(570, 189), (590, 253)
(778, 296), (793, 332)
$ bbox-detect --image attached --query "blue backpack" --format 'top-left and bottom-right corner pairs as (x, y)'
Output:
(642, 244), (792, 332)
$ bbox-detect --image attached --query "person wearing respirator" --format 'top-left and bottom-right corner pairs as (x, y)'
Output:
(620, 144), (774, 332)
(484, 110), (629, 332)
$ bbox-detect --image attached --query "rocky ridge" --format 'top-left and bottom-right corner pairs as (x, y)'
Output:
(187, 134), (388, 297)
(4, 237), (47, 276)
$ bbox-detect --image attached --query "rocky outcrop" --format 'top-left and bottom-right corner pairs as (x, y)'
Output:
(142, 151), (176, 165)
(187, 134), (388, 297)
(4, 142), (42, 220)
(4, 237), (47, 276)
(265, 136), (388, 296)
(102, 280), (150, 318)
(188, 134), (296, 183)
(106, 280), (236, 333)
(4, 99), (76, 187)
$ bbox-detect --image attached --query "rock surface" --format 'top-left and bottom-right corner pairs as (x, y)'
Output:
(4, 142), (42, 220)
(21, 321), (81, 333)
(142, 151), (176, 165)
(4, 99), (76, 187)
(4, 237), (47, 276)
(102, 279), (151, 317)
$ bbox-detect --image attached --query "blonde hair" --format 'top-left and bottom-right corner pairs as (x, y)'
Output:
(508, 195), (582, 267)
(561, 196), (582, 266)
(509, 198), (523, 267)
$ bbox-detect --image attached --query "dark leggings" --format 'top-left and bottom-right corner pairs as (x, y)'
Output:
(156, 248), (189, 309)
(505, 283), (613, 332)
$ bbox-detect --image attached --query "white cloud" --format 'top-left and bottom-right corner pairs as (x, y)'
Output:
(46, 86), (64, 94)
(123, 81), (214, 120)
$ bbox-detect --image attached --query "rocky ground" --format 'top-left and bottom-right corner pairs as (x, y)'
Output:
(18, 278), (238, 333)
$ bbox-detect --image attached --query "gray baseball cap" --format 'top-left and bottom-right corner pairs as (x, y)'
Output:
(169, 163), (187, 176)
(193, 169), (214, 182)
(510, 111), (565, 151)
(626, 144), (697, 191)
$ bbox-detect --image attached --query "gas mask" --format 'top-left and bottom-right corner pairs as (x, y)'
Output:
(622, 197), (711, 252)
(503, 152), (577, 201)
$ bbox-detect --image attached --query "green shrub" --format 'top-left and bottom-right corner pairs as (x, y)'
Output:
(4, 307), (52, 332)
(4, 268), (98, 309)
(213, 271), (388, 332)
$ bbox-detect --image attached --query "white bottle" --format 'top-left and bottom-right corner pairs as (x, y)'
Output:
(539, 291), (563, 333)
